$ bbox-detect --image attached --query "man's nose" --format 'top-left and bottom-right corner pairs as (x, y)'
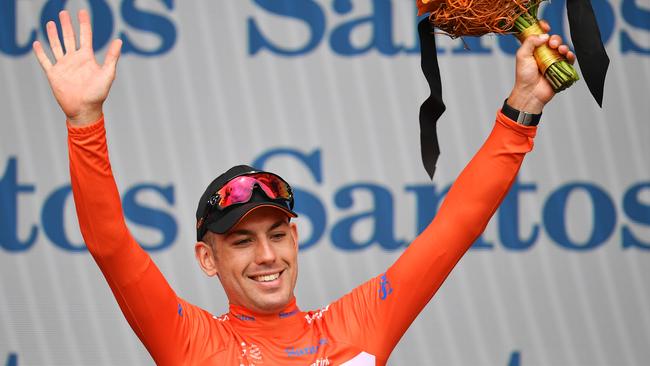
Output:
(254, 238), (276, 265)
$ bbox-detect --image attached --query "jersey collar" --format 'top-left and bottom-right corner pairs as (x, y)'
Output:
(227, 297), (306, 332)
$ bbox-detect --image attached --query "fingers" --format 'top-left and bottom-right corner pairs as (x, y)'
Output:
(534, 20), (575, 63)
(562, 47), (576, 64)
(32, 41), (53, 71)
(42, 10), (96, 63)
(46, 21), (64, 60)
(78, 9), (92, 50)
(547, 34), (576, 64)
(548, 34), (562, 49)
(59, 11), (77, 53)
(517, 33), (549, 59)
(538, 20), (550, 33)
(519, 29), (577, 66)
(103, 39), (123, 71)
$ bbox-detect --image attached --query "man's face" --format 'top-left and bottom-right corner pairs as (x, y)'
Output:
(201, 207), (299, 314)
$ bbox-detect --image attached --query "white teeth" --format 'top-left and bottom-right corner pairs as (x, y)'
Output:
(253, 273), (280, 282)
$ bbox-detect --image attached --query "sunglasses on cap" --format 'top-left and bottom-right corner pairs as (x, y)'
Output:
(196, 172), (294, 233)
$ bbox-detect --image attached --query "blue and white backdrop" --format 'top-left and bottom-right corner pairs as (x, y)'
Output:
(1, 1), (649, 365)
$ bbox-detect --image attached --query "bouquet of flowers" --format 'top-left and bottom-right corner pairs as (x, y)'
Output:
(417, 0), (578, 92)
(413, 0), (608, 179)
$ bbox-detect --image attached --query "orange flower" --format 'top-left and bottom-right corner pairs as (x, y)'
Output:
(417, 0), (446, 16)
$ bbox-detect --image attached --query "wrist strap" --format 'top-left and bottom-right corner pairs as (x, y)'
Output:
(502, 99), (542, 126)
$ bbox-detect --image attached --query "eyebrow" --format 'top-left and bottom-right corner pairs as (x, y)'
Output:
(268, 219), (289, 231)
(225, 229), (254, 239)
(225, 219), (288, 239)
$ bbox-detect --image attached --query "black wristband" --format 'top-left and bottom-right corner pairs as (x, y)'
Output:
(501, 99), (542, 126)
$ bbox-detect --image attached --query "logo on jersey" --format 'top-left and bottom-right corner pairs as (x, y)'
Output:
(239, 341), (263, 365)
(310, 357), (331, 366)
(285, 338), (327, 357)
(279, 309), (298, 319)
(213, 314), (230, 322)
(236, 314), (256, 321)
(379, 274), (393, 300)
(305, 305), (330, 325)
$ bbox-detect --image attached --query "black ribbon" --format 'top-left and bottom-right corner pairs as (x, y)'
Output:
(417, 19), (445, 179)
(567, 0), (609, 107)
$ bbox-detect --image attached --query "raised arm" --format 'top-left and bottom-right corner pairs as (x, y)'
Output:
(328, 24), (576, 361)
(33, 11), (216, 364)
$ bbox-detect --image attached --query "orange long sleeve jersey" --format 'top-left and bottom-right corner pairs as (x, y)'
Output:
(67, 112), (536, 365)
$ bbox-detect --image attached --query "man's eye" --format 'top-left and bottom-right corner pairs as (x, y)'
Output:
(271, 233), (286, 240)
(235, 238), (252, 245)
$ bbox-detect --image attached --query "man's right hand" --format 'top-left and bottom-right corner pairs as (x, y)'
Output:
(33, 9), (122, 126)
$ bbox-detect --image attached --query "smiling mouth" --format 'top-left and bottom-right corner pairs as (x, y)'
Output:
(250, 270), (283, 283)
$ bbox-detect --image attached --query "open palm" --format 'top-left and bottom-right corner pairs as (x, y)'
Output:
(33, 10), (122, 126)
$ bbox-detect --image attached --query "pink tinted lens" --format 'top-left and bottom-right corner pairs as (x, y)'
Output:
(215, 173), (291, 209)
(217, 176), (256, 208)
(254, 174), (287, 199)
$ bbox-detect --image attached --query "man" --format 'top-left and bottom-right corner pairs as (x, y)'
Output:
(33, 9), (574, 366)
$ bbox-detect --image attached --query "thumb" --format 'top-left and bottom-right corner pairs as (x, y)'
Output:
(103, 38), (123, 71)
(518, 33), (549, 59)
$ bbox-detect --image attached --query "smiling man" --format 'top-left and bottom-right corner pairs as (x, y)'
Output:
(33, 9), (575, 366)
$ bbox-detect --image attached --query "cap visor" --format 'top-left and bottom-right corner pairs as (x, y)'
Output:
(206, 202), (297, 234)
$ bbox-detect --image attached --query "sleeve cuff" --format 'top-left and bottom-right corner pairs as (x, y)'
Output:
(496, 110), (538, 139)
(66, 115), (105, 137)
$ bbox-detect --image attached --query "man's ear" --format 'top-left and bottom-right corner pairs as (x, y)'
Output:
(290, 222), (299, 251)
(195, 241), (218, 277)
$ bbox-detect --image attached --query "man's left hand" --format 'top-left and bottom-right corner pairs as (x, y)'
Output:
(507, 21), (576, 114)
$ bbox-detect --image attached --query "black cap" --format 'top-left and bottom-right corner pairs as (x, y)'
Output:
(195, 165), (297, 241)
